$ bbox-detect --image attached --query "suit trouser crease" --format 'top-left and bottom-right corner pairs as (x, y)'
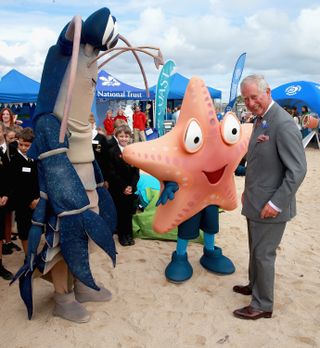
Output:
(247, 218), (286, 312)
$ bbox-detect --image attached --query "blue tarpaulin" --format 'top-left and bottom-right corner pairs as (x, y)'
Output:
(0, 69), (39, 103)
(272, 81), (320, 114)
(150, 72), (222, 100)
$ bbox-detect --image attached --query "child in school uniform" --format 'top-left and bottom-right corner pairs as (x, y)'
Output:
(9, 127), (40, 255)
(89, 113), (110, 188)
(0, 122), (13, 280)
(107, 125), (139, 246)
(3, 126), (20, 248)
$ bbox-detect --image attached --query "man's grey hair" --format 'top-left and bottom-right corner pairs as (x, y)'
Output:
(240, 74), (269, 93)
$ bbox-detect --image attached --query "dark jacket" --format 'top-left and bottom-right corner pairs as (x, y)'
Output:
(107, 139), (139, 196)
(9, 152), (40, 209)
(92, 132), (110, 181)
(0, 146), (11, 197)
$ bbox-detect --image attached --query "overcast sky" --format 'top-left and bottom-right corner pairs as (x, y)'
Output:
(1, 0), (320, 101)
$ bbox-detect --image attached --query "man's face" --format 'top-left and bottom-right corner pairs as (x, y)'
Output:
(18, 139), (32, 155)
(241, 82), (271, 117)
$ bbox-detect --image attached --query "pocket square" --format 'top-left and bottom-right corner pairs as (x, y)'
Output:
(257, 134), (270, 143)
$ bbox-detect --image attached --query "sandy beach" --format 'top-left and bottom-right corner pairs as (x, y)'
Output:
(1, 147), (319, 348)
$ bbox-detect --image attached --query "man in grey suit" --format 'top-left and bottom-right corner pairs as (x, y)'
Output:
(233, 75), (307, 320)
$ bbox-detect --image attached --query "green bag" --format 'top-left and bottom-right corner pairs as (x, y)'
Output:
(133, 188), (204, 244)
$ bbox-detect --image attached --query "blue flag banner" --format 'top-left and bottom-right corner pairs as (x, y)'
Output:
(224, 53), (246, 113)
(155, 59), (176, 136)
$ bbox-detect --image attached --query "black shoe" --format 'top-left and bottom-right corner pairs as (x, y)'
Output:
(2, 244), (13, 255)
(0, 265), (13, 280)
(233, 284), (252, 295)
(8, 242), (22, 252)
(119, 237), (130, 246)
(127, 236), (135, 246)
(11, 234), (18, 241)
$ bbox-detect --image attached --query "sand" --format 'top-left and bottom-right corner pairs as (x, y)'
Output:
(1, 147), (319, 348)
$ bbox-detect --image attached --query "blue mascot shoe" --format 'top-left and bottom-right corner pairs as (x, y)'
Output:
(165, 251), (193, 283)
(200, 246), (235, 274)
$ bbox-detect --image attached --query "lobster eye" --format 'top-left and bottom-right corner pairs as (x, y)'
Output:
(184, 120), (203, 153)
(221, 112), (241, 144)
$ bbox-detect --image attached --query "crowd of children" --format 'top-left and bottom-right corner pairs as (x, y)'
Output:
(0, 107), (40, 280)
(0, 105), (145, 281)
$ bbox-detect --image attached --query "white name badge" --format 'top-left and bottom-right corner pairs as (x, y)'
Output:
(145, 128), (153, 136)
(22, 167), (31, 173)
(92, 140), (99, 144)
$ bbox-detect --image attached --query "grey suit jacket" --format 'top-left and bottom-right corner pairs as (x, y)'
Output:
(242, 102), (307, 223)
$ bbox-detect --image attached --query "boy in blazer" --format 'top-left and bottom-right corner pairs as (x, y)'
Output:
(9, 127), (40, 255)
(107, 125), (139, 246)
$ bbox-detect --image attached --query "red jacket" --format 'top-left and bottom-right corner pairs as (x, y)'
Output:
(114, 115), (127, 123)
(133, 111), (147, 130)
(103, 117), (114, 135)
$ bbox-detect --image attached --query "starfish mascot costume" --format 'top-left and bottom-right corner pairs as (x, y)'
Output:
(123, 77), (252, 282)
(11, 7), (163, 322)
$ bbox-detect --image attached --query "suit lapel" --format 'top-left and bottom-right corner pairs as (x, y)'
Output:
(248, 103), (278, 154)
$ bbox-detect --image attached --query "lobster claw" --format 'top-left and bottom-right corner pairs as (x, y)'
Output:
(59, 209), (116, 290)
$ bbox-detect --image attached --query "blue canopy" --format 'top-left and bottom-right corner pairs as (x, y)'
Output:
(150, 72), (222, 99)
(0, 69), (40, 103)
(272, 81), (320, 114)
(96, 70), (154, 100)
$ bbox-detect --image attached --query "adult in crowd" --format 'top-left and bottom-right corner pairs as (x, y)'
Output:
(301, 105), (309, 117)
(172, 105), (181, 123)
(114, 109), (128, 124)
(0, 107), (23, 128)
(103, 109), (115, 139)
(132, 105), (147, 142)
(0, 107), (15, 128)
(166, 107), (173, 120)
(233, 74), (307, 320)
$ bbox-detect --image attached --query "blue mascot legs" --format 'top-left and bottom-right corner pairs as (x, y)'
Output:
(165, 205), (235, 283)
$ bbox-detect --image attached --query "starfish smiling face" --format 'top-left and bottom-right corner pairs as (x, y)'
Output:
(123, 77), (252, 233)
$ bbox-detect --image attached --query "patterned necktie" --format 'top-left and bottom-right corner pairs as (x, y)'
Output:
(255, 116), (262, 129)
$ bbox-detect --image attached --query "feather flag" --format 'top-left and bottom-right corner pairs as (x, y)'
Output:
(224, 53), (246, 113)
(155, 59), (176, 136)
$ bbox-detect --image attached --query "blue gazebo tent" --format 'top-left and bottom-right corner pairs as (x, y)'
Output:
(272, 81), (320, 115)
(96, 70), (154, 100)
(0, 69), (40, 127)
(94, 70), (155, 126)
(0, 69), (39, 103)
(149, 72), (222, 100)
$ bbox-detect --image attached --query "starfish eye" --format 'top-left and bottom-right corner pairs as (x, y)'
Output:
(184, 120), (203, 153)
(220, 112), (241, 145)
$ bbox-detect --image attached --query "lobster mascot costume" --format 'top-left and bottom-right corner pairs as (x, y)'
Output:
(11, 7), (163, 323)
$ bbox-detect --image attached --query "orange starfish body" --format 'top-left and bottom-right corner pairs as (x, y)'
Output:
(123, 77), (252, 233)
